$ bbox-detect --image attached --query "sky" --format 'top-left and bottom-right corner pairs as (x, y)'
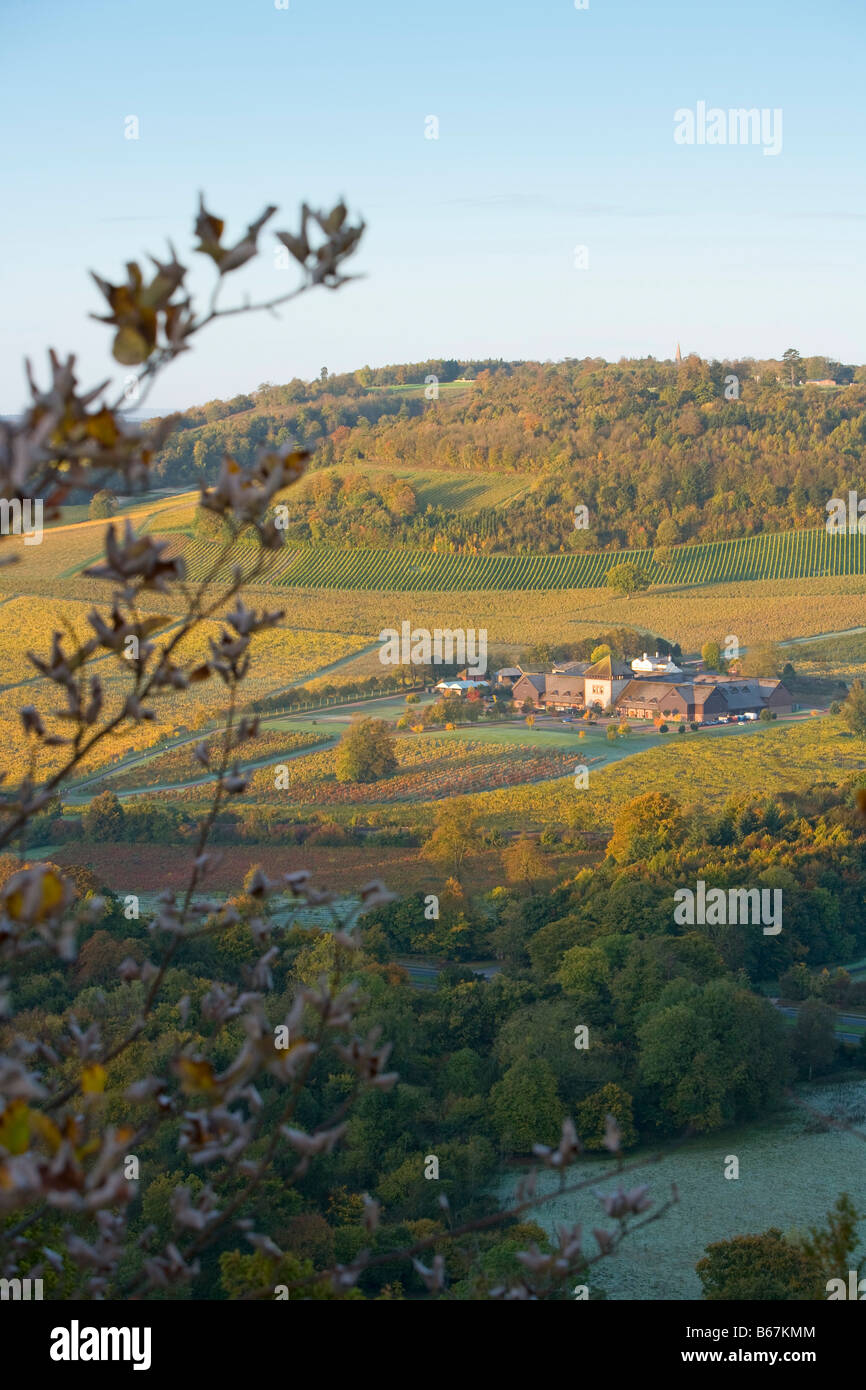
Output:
(1, 0), (864, 411)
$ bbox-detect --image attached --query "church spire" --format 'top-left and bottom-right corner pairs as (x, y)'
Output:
(675, 342), (682, 365)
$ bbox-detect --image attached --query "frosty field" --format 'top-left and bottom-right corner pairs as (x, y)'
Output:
(497, 1079), (866, 1300)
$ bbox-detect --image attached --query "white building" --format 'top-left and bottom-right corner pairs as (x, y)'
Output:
(631, 651), (683, 678)
(433, 678), (490, 695)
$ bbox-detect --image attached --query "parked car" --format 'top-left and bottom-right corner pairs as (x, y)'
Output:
(743, 711), (758, 720)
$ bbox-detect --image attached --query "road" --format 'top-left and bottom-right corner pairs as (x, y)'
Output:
(773, 1001), (866, 1045)
(396, 957), (501, 989)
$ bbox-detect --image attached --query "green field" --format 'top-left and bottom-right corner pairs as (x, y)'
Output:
(146, 466), (533, 536)
(162, 526), (866, 593)
(497, 1078), (866, 1301)
(367, 380), (475, 399)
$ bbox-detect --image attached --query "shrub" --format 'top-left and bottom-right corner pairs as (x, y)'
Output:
(335, 718), (398, 783)
(697, 1231), (823, 1301)
(88, 488), (117, 519)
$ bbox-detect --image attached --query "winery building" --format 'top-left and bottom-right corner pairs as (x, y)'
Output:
(616, 681), (693, 720)
(508, 666), (793, 720)
(616, 677), (793, 721)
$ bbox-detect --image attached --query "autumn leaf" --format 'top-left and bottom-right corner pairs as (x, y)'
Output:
(113, 326), (151, 366)
(0, 1100), (31, 1155)
(194, 196), (226, 263)
(5, 867), (66, 923)
(81, 1063), (107, 1094)
(31, 1111), (63, 1154)
(85, 408), (120, 446)
(174, 1056), (218, 1095)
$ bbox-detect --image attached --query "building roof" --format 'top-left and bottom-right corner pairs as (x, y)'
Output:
(690, 678), (786, 710)
(715, 680), (772, 710)
(584, 655), (632, 680)
(693, 674), (782, 686)
(511, 672), (546, 693)
(543, 675), (586, 701)
(551, 660), (591, 675)
(616, 680), (692, 708)
(433, 678), (490, 691)
(691, 684), (727, 706)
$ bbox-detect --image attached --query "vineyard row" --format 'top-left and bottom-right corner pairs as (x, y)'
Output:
(145, 528), (866, 593)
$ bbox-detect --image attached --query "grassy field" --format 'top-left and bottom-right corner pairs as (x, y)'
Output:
(0, 595), (124, 686)
(0, 600), (371, 782)
(9, 562), (866, 656)
(7, 501), (866, 656)
(48, 839), (597, 897)
(3, 495), (866, 799)
(466, 713), (864, 833)
(209, 715), (857, 832)
(90, 726), (329, 793)
(0, 491), (198, 592)
(147, 463), (532, 531)
(103, 714), (858, 837)
(366, 380), (475, 400)
(22, 503), (865, 597)
(220, 574), (866, 655)
(302, 463), (534, 512)
(498, 1077), (866, 1301)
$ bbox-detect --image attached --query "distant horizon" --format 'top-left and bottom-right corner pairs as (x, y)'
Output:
(4, 345), (858, 422)
(115, 344), (866, 417)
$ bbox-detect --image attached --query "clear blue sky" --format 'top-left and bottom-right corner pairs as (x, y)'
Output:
(2, 0), (864, 410)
